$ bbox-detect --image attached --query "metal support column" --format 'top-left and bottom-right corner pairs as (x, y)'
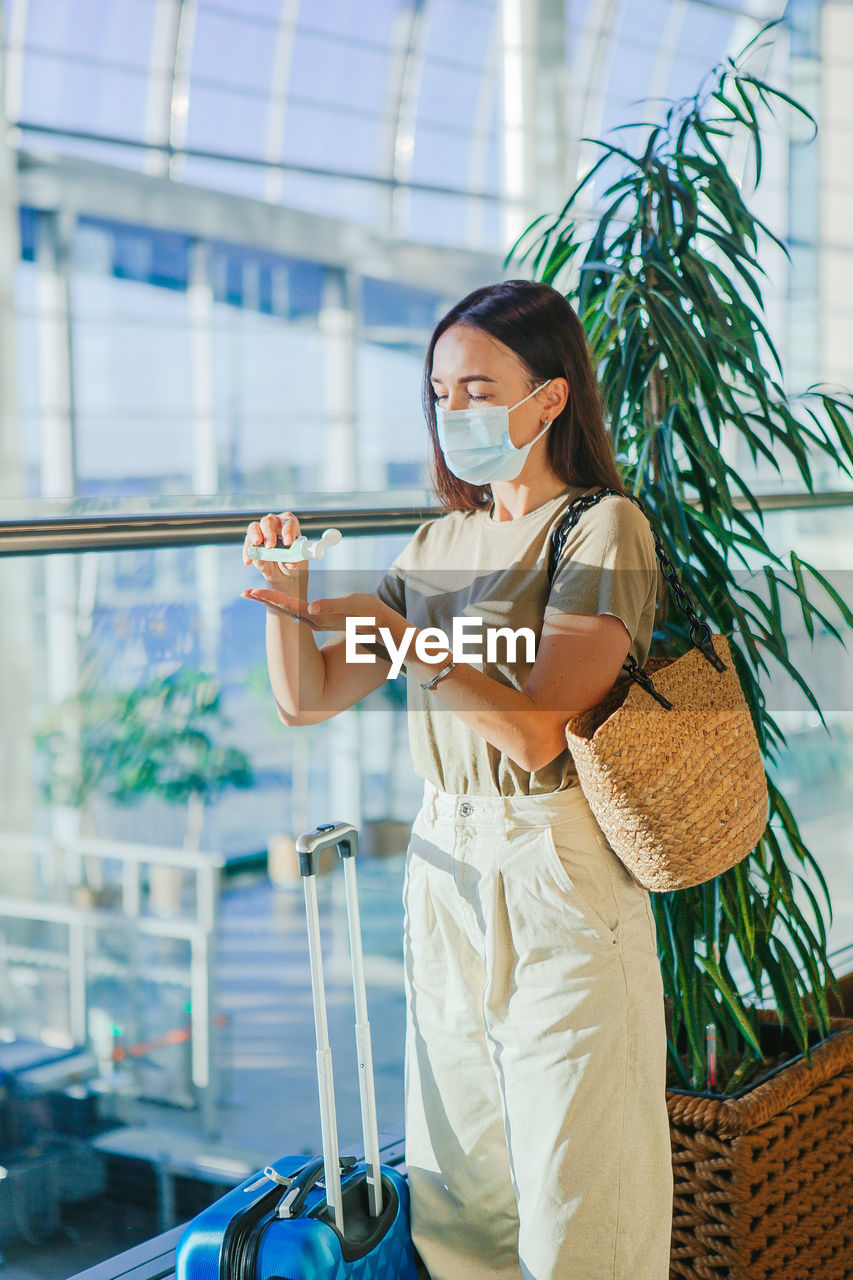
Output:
(319, 267), (363, 842)
(188, 238), (221, 676)
(263, 0), (301, 205)
(0, 8), (34, 887)
(36, 210), (83, 869)
(500, 0), (569, 249)
(192, 858), (219, 1138)
(816, 1), (852, 393)
(785, 0), (822, 394)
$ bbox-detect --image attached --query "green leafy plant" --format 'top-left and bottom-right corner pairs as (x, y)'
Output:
(509, 21), (853, 1093)
(37, 667), (253, 851)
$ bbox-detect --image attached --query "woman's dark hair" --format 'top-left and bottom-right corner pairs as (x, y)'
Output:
(422, 279), (624, 511)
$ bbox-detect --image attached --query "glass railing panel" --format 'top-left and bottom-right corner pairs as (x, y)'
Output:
(0, 914), (75, 1042)
(0, 531), (422, 1162)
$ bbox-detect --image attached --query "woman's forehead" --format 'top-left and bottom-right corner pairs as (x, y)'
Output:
(431, 323), (522, 380)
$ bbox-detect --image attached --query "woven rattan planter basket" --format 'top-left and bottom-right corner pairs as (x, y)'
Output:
(665, 1009), (853, 1280)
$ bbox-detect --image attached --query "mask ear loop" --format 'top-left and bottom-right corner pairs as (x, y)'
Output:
(510, 378), (552, 413)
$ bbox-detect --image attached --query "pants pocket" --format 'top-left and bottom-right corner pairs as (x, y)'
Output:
(544, 820), (621, 945)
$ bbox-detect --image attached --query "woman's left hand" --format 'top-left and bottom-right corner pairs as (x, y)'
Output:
(242, 587), (396, 636)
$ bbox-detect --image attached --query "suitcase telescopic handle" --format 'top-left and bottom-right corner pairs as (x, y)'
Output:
(296, 821), (358, 875)
(294, 820), (384, 1235)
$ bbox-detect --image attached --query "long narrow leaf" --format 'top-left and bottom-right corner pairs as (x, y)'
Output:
(513, 44), (845, 1094)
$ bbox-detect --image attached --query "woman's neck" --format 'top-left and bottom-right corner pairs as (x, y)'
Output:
(488, 476), (570, 522)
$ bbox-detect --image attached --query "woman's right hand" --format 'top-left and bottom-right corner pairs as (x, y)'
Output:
(243, 511), (309, 587)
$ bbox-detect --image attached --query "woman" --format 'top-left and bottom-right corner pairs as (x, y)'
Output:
(242, 280), (674, 1280)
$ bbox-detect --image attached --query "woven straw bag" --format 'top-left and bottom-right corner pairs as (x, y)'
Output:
(548, 487), (769, 893)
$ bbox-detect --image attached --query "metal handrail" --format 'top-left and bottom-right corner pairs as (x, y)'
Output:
(0, 894), (208, 944)
(0, 831), (224, 871)
(0, 505), (440, 556)
(1, 489), (851, 557)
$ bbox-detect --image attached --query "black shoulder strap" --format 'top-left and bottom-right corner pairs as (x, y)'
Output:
(546, 487), (625, 585)
(546, 486), (725, 674)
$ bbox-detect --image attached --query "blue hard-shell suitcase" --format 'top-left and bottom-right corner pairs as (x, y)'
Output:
(175, 821), (418, 1280)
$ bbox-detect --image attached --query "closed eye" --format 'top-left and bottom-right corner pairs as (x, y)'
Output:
(433, 390), (490, 404)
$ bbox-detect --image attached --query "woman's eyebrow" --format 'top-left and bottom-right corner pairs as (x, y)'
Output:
(430, 373), (497, 385)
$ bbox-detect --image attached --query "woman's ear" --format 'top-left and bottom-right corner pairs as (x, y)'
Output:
(543, 377), (569, 422)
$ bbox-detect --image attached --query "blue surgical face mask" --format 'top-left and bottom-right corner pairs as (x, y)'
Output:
(435, 380), (553, 485)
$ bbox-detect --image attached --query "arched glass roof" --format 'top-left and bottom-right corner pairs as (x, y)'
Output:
(2, 0), (784, 253)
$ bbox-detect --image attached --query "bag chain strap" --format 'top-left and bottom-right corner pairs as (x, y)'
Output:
(547, 487), (727, 711)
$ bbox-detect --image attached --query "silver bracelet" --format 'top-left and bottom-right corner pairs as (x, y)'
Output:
(420, 660), (456, 691)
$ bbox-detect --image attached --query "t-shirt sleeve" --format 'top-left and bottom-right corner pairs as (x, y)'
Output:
(543, 496), (660, 647)
(362, 555), (406, 666)
(375, 557), (406, 618)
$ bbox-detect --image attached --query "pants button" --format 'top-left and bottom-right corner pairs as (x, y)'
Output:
(458, 802), (473, 817)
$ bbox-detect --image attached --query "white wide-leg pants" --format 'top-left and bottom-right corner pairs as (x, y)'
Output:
(402, 778), (673, 1280)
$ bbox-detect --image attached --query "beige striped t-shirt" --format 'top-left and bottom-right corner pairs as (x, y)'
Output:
(371, 485), (661, 796)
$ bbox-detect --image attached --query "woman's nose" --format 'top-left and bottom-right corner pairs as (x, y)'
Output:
(446, 388), (469, 411)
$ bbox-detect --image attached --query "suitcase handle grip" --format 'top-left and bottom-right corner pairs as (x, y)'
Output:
(296, 821), (358, 876)
(277, 1155), (358, 1220)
